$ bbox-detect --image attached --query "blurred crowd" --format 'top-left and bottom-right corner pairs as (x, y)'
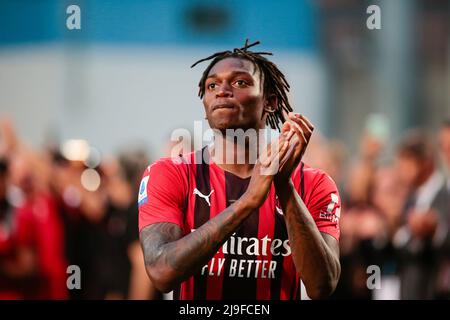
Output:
(0, 119), (159, 300)
(304, 119), (450, 300)
(0, 116), (449, 300)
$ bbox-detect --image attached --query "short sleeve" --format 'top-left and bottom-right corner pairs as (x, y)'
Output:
(306, 172), (341, 241)
(138, 159), (187, 232)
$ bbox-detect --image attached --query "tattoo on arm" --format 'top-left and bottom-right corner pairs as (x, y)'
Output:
(139, 201), (252, 291)
(275, 182), (341, 298)
(140, 222), (183, 269)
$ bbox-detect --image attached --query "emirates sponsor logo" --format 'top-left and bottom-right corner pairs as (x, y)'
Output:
(191, 230), (291, 279)
(220, 233), (291, 257)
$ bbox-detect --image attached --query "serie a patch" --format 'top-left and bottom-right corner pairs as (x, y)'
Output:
(138, 175), (149, 206)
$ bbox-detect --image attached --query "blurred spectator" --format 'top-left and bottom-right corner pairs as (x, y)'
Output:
(88, 148), (161, 300)
(0, 120), (68, 299)
(303, 132), (347, 188)
(332, 129), (381, 299)
(393, 130), (450, 299)
(49, 150), (107, 299)
(0, 157), (39, 299)
(439, 120), (450, 183)
(435, 120), (450, 298)
(118, 149), (162, 300)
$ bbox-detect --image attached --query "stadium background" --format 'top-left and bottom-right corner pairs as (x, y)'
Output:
(0, 0), (449, 300)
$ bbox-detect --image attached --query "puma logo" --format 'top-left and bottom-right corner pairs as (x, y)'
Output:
(193, 188), (214, 207)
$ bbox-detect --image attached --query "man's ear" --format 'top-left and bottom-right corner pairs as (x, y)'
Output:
(263, 94), (278, 113)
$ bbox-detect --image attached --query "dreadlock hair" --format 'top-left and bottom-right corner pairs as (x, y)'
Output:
(191, 39), (292, 131)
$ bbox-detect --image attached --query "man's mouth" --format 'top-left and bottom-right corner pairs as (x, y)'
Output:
(212, 103), (237, 111)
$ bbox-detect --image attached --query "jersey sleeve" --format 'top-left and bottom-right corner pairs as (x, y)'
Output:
(306, 171), (341, 241)
(138, 159), (187, 232)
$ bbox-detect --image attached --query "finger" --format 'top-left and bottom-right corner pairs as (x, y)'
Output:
(267, 147), (283, 174)
(260, 129), (292, 168)
(259, 142), (283, 175)
(288, 113), (314, 134)
(259, 143), (271, 167)
(266, 137), (289, 170)
(281, 121), (291, 134)
(270, 137), (288, 162)
(260, 137), (283, 167)
(259, 147), (270, 167)
(289, 119), (307, 144)
(286, 128), (295, 141)
(297, 115), (314, 138)
(299, 114), (314, 131)
(289, 114), (312, 138)
(279, 136), (299, 171)
(289, 113), (313, 130)
(277, 136), (290, 161)
(278, 136), (299, 170)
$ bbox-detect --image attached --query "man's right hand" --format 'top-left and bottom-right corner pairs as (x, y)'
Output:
(241, 133), (289, 210)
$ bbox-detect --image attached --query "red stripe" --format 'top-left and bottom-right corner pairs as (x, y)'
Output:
(256, 185), (275, 300)
(181, 152), (196, 300)
(184, 152), (196, 234)
(206, 166), (226, 300)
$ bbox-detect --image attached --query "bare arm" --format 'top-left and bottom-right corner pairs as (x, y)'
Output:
(139, 198), (254, 293)
(275, 113), (340, 299)
(127, 241), (162, 300)
(274, 180), (340, 299)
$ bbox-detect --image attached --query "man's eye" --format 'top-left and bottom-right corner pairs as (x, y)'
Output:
(234, 80), (248, 87)
(207, 83), (216, 90)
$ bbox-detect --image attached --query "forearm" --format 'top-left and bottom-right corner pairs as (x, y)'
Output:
(127, 241), (162, 300)
(274, 180), (340, 299)
(141, 197), (254, 292)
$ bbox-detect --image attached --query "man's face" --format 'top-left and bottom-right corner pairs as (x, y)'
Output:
(439, 127), (450, 168)
(203, 57), (267, 132)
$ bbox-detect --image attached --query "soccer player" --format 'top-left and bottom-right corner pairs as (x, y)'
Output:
(138, 41), (341, 300)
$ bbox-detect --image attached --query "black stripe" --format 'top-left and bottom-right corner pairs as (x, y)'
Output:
(295, 162), (305, 300)
(270, 207), (288, 299)
(193, 148), (211, 300)
(300, 162), (305, 199)
(173, 285), (180, 300)
(289, 275), (297, 300)
(295, 278), (302, 300)
(221, 172), (259, 300)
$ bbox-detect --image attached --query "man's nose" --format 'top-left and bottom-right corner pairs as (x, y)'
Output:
(216, 82), (232, 98)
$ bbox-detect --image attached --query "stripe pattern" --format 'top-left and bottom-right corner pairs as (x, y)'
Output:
(175, 148), (305, 300)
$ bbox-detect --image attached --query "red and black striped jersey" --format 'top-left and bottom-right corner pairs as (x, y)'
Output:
(138, 147), (341, 300)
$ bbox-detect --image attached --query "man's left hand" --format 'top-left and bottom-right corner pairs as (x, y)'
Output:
(276, 112), (314, 182)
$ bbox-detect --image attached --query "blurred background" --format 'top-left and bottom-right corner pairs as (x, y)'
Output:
(0, 0), (449, 299)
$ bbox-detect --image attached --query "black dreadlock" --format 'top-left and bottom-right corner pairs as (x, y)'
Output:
(191, 39), (292, 131)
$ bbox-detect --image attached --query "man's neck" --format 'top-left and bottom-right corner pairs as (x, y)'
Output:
(210, 131), (260, 179)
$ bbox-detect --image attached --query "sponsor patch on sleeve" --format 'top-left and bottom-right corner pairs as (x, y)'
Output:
(138, 175), (150, 206)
